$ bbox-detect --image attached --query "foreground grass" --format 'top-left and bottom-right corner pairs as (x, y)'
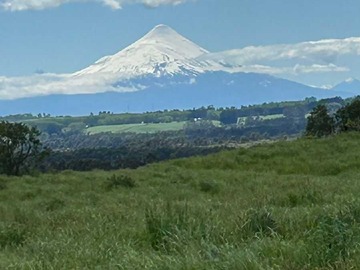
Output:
(2, 133), (360, 269)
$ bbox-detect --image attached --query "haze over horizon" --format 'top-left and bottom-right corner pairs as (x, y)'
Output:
(1, 0), (360, 91)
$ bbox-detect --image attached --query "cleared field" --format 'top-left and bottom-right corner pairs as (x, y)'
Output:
(237, 114), (285, 125)
(87, 121), (221, 134)
(260, 113), (285, 120)
(87, 121), (187, 134)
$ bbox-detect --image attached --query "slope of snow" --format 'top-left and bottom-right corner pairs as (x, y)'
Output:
(345, 77), (356, 83)
(73, 24), (219, 79)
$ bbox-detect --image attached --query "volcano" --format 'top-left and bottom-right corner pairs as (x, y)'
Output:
(0, 24), (352, 115)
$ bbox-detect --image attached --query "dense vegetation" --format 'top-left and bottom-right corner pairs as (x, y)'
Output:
(0, 122), (47, 175)
(0, 97), (351, 172)
(1, 132), (360, 268)
(306, 97), (360, 137)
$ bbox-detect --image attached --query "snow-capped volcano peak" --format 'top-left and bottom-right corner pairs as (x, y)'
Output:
(132, 24), (209, 59)
(73, 24), (211, 78)
(143, 24), (179, 38)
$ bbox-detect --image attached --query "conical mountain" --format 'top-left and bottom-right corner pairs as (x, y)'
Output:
(332, 77), (360, 94)
(74, 24), (212, 78)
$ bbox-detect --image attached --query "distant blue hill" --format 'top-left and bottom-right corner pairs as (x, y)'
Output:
(332, 78), (360, 95)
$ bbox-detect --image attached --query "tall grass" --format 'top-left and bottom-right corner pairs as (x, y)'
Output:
(2, 133), (360, 268)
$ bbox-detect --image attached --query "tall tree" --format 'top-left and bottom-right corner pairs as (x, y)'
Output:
(335, 98), (360, 132)
(0, 121), (46, 175)
(305, 105), (334, 137)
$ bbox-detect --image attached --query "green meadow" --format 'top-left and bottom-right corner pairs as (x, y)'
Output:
(86, 121), (187, 134)
(2, 132), (360, 269)
(86, 121), (221, 135)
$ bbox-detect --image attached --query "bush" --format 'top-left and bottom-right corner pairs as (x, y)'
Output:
(105, 174), (136, 190)
(199, 179), (220, 194)
(145, 203), (189, 252)
(238, 208), (278, 239)
(44, 198), (65, 211)
(0, 179), (7, 190)
(0, 224), (27, 248)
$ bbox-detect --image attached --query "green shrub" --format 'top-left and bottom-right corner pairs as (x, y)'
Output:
(286, 189), (323, 207)
(238, 208), (278, 240)
(145, 203), (190, 252)
(43, 198), (65, 211)
(0, 179), (7, 190)
(105, 174), (136, 190)
(199, 179), (220, 194)
(0, 224), (27, 248)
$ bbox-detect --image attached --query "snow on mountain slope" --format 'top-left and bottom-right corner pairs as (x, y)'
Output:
(0, 24), (348, 104)
(73, 24), (218, 78)
(0, 24), (240, 100)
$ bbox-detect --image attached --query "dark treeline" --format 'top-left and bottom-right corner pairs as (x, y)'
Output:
(40, 145), (227, 172)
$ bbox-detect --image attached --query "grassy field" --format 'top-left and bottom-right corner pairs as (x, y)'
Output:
(87, 121), (221, 134)
(86, 121), (187, 134)
(2, 133), (360, 268)
(237, 114), (284, 125)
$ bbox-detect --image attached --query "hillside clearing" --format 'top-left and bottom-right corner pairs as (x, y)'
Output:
(86, 121), (187, 134)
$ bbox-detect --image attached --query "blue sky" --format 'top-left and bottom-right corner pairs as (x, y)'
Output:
(0, 0), (360, 89)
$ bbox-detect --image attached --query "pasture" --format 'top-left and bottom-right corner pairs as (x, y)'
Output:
(1, 132), (360, 269)
(87, 121), (221, 134)
(86, 121), (187, 134)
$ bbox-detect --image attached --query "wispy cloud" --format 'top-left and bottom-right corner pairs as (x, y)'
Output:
(0, 73), (138, 99)
(204, 37), (360, 66)
(199, 37), (360, 82)
(0, 0), (190, 11)
(226, 64), (349, 76)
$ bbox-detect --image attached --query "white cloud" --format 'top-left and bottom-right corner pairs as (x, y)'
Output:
(230, 63), (349, 76)
(140, 0), (185, 7)
(0, 62), (348, 100)
(0, 73), (137, 100)
(0, 0), (190, 11)
(204, 37), (360, 66)
(292, 63), (349, 74)
(1, 0), (72, 10)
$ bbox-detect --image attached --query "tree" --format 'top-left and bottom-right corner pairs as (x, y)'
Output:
(219, 109), (238, 125)
(335, 98), (360, 132)
(305, 105), (334, 137)
(0, 121), (46, 175)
